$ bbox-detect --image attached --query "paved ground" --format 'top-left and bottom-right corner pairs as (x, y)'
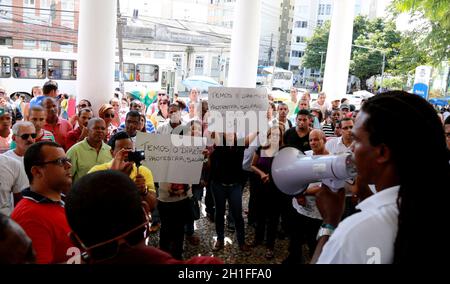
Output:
(147, 187), (310, 264)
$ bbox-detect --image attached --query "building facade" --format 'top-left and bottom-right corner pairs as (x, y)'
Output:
(0, 0), (79, 52)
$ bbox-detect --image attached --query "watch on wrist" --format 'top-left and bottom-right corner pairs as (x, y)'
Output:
(316, 223), (335, 240)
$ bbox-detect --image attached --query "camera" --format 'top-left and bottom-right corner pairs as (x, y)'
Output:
(127, 150), (145, 167)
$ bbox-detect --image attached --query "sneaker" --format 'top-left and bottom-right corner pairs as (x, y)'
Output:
(186, 234), (200, 246)
(149, 223), (161, 234)
(212, 240), (224, 252)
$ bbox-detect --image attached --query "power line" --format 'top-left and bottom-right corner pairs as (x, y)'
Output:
(0, 4), (78, 13)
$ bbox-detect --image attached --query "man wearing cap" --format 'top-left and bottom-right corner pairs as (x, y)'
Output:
(0, 106), (13, 154)
(0, 86), (23, 124)
(340, 103), (351, 117)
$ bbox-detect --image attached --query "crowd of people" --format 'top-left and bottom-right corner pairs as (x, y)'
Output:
(0, 81), (448, 264)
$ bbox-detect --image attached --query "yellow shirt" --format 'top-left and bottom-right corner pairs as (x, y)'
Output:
(88, 160), (156, 193)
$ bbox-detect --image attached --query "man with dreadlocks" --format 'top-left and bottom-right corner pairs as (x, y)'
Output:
(310, 91), (449, 264)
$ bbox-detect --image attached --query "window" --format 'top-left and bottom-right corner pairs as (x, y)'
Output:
(23, 0), (35, 7)
(12, 57), (45, 79)
(172, 54), (182, 69)
(115, 63), (135, 82)
(295, 21), (308, 28)
(296, 36), (305, 43)
(317, 19), (323, 26)
(318, 4), (325, 15)
(61, 0), (75, 29)
(59, 44), (74, 53)
(48, 59), (76, 80)
(0, 37), (12, 46)
(39, 41), (51, 51)
(0, 56), (11, 78)
(0, 0), (12, 23)
(23, 40), (36, 50)
(195, 56), (204, 75)
(291, 50), (304, 58)
(136, 64), (159, 82)
(326, 4), (332, 15)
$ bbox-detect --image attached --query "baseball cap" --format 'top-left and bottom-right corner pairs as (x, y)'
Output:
(340, 104), (350, 110)
(0, 106), (13, 117)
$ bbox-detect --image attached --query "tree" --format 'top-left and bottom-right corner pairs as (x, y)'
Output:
(303, 16), (403, 90)
(301, 21), (330, 70)
(391, 0), (450, 64)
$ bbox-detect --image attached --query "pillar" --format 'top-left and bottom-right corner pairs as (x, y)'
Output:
(227, 0), (262, 88)
(77, 0), (117, 114)
(322, 0), (355, 101)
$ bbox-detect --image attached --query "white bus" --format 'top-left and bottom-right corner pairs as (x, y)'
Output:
(0, 48), (178, 97)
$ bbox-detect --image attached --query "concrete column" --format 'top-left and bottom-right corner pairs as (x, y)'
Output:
(77, 0), (117, 114)
(322, 0), (355, 101)
(227, 0), (261, 88)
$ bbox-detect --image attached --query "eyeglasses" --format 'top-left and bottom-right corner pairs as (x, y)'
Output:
(342, 126), (353, 130)
(71, 213), (149, 263)
(36, 157), (71, 167)
(104, 113), (115, 118)
(18, 133), (37, 140)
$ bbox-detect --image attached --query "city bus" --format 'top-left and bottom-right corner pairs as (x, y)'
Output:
(0, 48), (178, 97)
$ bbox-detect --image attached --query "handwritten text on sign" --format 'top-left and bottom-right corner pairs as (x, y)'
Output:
(208, 87), (269, 132)
(136, 132), (206, 184)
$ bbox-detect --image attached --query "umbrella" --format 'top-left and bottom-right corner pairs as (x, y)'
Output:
(181, 76), (221, 92)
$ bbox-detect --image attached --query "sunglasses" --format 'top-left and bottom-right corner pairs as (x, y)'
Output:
(160, 101), (168, 105)
(158, 93), (166, 96)
(104, 113), (115, 118)
(342, 126), (353, 130)
(18, 133), (37, 140)
(36, 157), (71, 167)
(77, 104), (88, 108)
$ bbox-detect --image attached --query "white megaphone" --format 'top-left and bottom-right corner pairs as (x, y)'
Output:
(271, 147), (357, 195)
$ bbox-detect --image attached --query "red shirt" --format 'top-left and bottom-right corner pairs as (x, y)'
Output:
(43, 118), (73, 151)
(65, 127), (82, 150)
(11, 189), (73, 264)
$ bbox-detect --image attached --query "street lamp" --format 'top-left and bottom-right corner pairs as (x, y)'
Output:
(352, 44), (386, 90)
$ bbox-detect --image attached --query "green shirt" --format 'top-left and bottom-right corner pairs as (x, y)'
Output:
(66, 138), (112, 182)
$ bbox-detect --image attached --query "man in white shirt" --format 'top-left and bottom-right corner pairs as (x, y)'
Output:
(311, 91), (449, 264)
(325, 117), (354, 154)
(0, 155), (28, 215)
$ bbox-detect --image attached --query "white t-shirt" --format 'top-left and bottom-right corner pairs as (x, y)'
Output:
(325, 136), (351, 155)
(317, 186), (400, 264)
(3, 150), (30, 189)
(0, 155), (29, 215)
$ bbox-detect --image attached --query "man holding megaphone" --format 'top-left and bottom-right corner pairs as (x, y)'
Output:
(273, 91), (449, 263)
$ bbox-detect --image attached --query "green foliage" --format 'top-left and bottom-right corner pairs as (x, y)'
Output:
(391, 0), (450, 64)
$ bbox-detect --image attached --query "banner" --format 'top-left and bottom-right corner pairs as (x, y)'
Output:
(136, 132), (205, 184)
(413, 66), (432, 100)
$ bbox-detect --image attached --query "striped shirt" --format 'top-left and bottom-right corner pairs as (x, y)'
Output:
(321, 123), (335, 137)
